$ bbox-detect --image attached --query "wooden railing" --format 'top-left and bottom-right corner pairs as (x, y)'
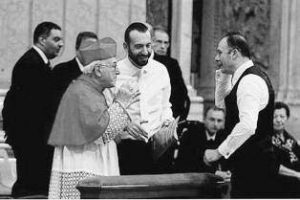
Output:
(77, 173), (229, 199)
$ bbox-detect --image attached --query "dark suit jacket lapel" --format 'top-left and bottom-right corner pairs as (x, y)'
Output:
(68, 58), (83, 79)
(28, 48), (50, 72)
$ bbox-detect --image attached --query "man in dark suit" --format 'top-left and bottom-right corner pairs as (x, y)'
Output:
(152, 26), (190, 122)
(2, 21), (63, 197)
(51, 31), (98, 114)
(175, 106), (230, 177)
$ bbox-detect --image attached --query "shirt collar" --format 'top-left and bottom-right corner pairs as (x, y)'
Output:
(75, 57), (85, 72)
(231, 60), (254, 86)
(32, 45), (49, 64)
(149, 50), (154, 60)
(206, 131), (216, 141)
(125, 56), (150, 76)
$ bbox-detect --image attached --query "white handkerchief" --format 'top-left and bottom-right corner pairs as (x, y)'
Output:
(215, 69), (232, 108)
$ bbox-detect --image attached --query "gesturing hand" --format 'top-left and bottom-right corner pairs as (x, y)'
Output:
(203, 149), (222, 165)
(114, 84), (140, 108)
(125, 122), (148, 142)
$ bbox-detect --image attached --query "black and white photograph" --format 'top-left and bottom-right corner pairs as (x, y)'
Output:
(0, 0), (299, 199)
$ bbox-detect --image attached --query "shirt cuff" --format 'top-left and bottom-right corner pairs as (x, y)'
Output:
(218, 140), (233, 159)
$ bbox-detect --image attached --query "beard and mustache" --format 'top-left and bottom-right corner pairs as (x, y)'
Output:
(128, 48), (151, 67)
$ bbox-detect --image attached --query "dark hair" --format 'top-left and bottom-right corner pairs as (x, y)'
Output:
(274, 101), (290, 118)
(75, 31), (98, 50)
(204, 106), (225, 118)
(224, 32), (251, 58)
(153, 25), (168, 35)
(124, 22), (149, 44)
(33, 21), (61, 44)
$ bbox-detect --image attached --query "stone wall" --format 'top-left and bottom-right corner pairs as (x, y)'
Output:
(146, 0), (170, 32)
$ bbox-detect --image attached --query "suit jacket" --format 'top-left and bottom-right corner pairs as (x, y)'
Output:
(3, 48), (53, 148)
(175, 121), (228, 173)
(153, 54), (190, 121)
(51, 58), (82, 114)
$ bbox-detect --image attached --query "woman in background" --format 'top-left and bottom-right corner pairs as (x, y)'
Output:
(272, 101), (300, 198)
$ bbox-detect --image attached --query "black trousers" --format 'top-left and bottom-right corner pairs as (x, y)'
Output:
(276, 174), (300, 198)
(11, 144), (53, 198)
(117, 139), (155, 175)
(230, 152), (279, 198)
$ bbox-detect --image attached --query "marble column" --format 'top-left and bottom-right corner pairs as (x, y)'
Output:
(275, 0), (300, 140)
(171, 0), (192, 86)
(198, 0), (219, 104)
(171, 0), (204, 121)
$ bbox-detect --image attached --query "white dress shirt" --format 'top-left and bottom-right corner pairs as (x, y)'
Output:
(75, 57), (85, 72)
(206, 131), (216, 141)
(32, 45), (49, 64)
(116, 57), (173, 140)
(215, 70), (232, 108)
(218, 60), (269, 158)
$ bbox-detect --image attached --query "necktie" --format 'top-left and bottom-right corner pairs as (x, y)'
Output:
(46, 61), (52, 69)
(207, 139), (215, 148)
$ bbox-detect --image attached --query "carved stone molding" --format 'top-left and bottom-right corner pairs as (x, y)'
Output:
(146, 0), (170, 31)
(218, 0), (271, 69)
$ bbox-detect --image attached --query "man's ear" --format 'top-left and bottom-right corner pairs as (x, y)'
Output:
(95, 68), (102, 78)
(233, 49), (240, 58)
(38, 35), (46, 46)
(230, 49), (237, 60)
(123, 42), (128, 50)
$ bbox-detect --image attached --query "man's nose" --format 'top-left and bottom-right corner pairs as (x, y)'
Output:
(215, 54), (219, 61)
(59, 40), (64, 47)
(116, 67), (120, 75)
(275, 117), (281, 121)
(141, 46), (148, 54)
(213, 121), (218, 128)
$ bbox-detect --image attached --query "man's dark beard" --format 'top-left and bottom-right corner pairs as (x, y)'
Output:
(128, 49), (150, 67)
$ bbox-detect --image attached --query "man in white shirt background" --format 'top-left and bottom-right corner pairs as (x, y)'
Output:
(116, 22), (174, 175)
(203, 32), (279, 198)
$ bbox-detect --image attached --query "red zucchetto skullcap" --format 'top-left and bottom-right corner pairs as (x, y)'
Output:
(79, 37), (117, 65)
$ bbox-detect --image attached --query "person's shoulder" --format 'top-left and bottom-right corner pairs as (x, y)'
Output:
(64, 78), (89, 98)
(154, 54), (178, 65)
(17, 48), (38, 62)
(183, 121), (206, 136)
(240, 74), (267, 88)
(53, 58), (76, 71)
(116, 58), (132, 75)
(149, 59), (169, 73)
(117, 58), (127, 67)
(116, 58), (131, 71)
(180, 121), (206, 143)
(168, 56), (179, 64)
(14, 48), (43, 70)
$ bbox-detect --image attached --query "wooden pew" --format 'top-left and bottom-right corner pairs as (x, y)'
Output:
(77, 173), (228, 199)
